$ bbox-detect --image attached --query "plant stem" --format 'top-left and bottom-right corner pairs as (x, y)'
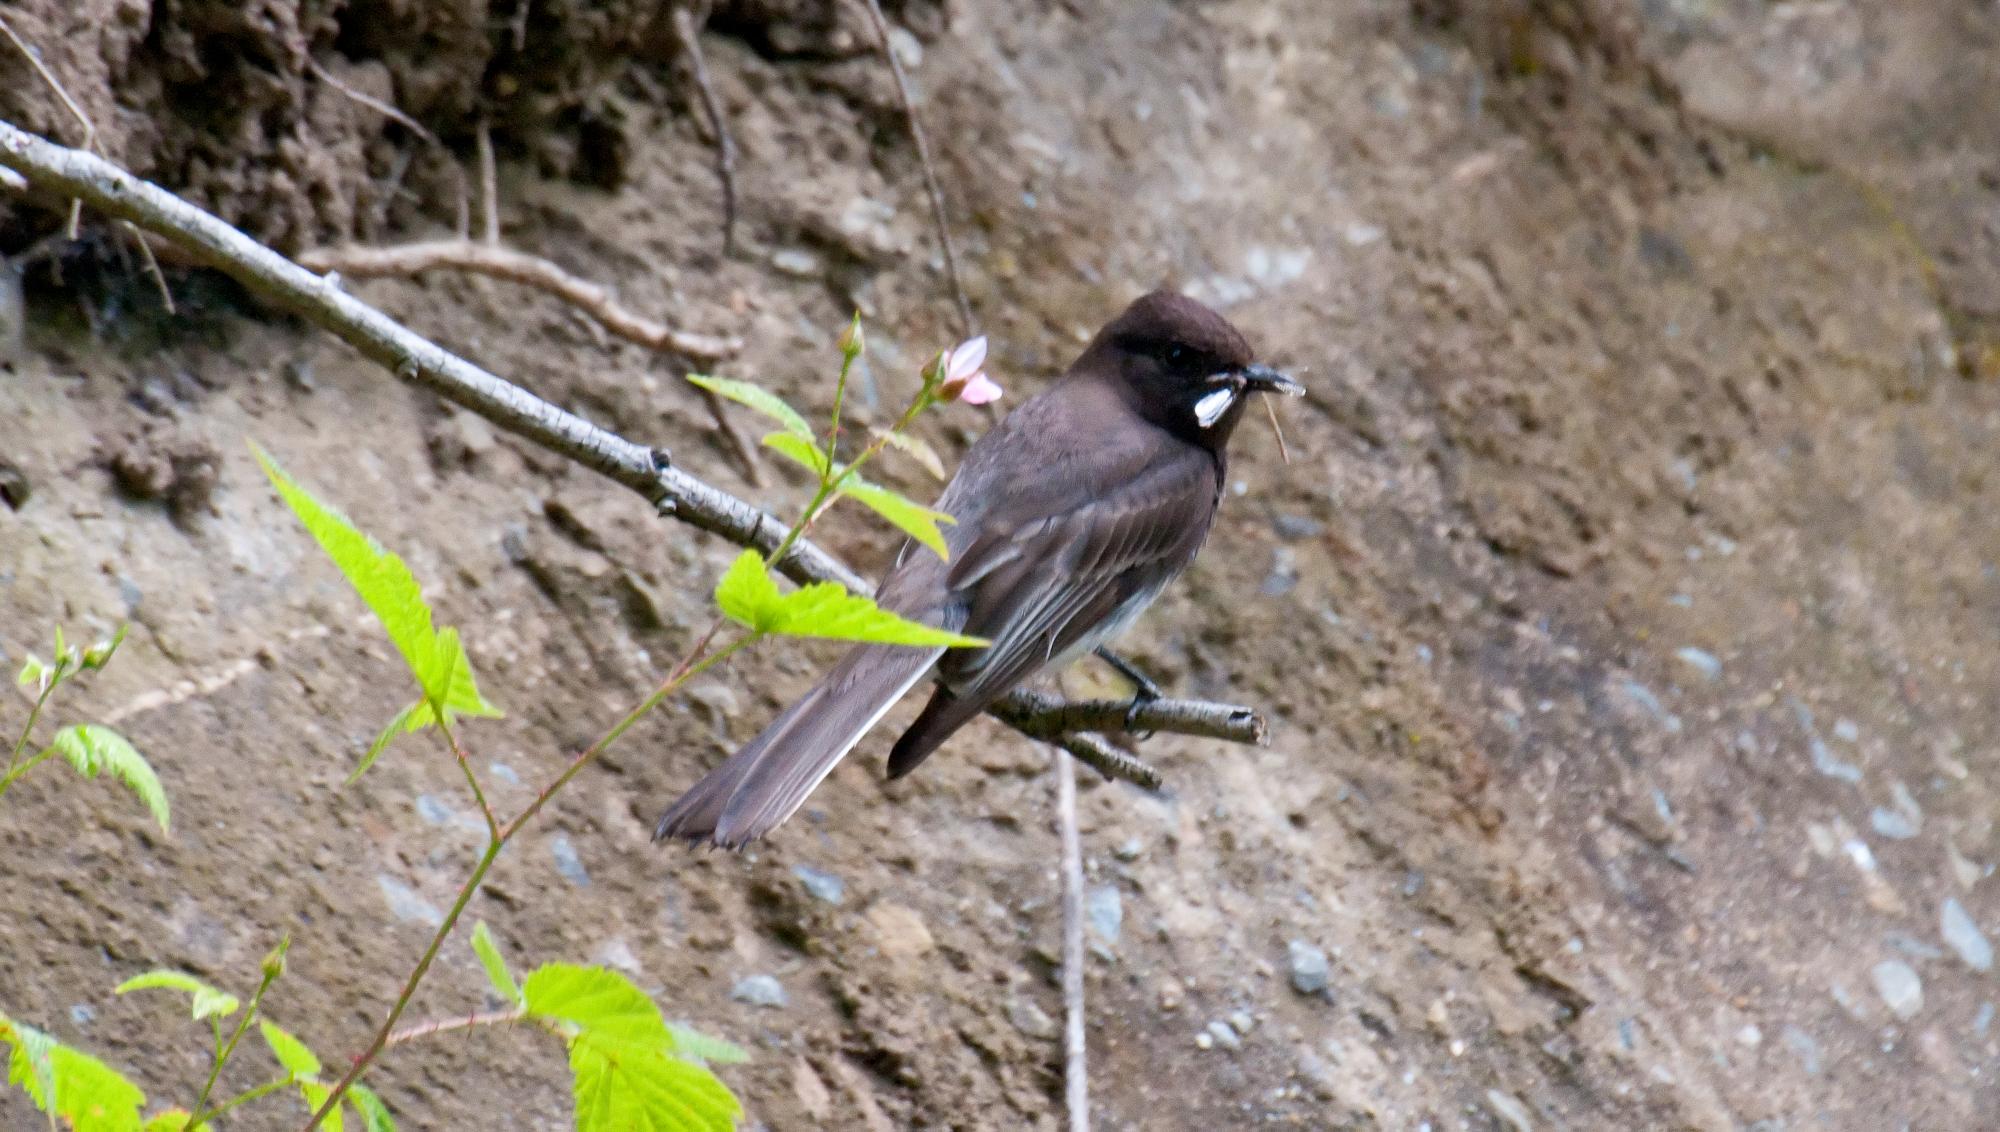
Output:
(0, 747), (56, 799)
(195, 1077), (294, 1125)
(439, 718), (500, 841)
(384, 1008), (525, 1048)
(6, 680), (57, 778)
(500, 630), (748, 842)
(300, 838), (503, 1131)
(299, 624), (752, 1131)
(187, 964), (281, 1129)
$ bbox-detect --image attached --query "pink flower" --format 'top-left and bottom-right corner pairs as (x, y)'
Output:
(936, 336), (1004, 405)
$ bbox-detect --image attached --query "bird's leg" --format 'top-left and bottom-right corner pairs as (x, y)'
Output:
(1094, 647), (1162, 732)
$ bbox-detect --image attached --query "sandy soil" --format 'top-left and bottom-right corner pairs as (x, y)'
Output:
(5, 1), (2000, 1128)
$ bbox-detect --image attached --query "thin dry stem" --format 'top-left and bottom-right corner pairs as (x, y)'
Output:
(0, 14), (91, 238)
(475, 122), (499, 247)
(1055, 747), (1090, 1132)
(297, 240), (741, 361)
(671, 6), (739, 257)
(856, 0), (975, 337)
(307, 57), (440, 148)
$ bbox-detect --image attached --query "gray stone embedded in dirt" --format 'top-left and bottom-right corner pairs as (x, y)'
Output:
(1086, 885), (1123, 949)
(1288, 940), (1330, 995)
(1941, 897), (1993, 972)
(771, 248), (822, 277)
(731, 974), (787, 1009)
(1205, 1019), (1242, 1051)
(1485, 1089), (1535, 1132)
(1870, 960), (1923, 1020)
(377, 875), (444, 926)
(794, 865), (846, 905)
(549, 835), (591, 887)
(1007, 996), (1057, 1039)
(1673, 647), (1721, 680)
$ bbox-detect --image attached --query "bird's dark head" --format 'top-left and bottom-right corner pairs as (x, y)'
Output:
(1078, 290), (1302, 448)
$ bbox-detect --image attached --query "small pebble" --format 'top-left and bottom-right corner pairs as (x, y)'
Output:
(731, 974), (787, 1009)
(1485, 1089), (1534, 1132)
(1229, 1010), (1255, 1036)
(1941, 898), (1993, 972)
(1287, 940), (1330, 995)
(793, 865), (845, 905)
(1086, 886), (1123, 948)
(1673, 647), (1721, 681)
(1781, 1025), (1822, 1075)
(1195, 1031), (1214, 1050)
(1205, 1019), (1242, 1051)
(377, 875), (444, 926)
(1870, 960), (1923, 1020)
(549, 835), (591, 887)
(69, 1004), (95, 1026)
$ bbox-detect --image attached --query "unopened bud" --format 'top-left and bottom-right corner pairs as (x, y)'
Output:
(261, 935), (292, 982)
(837, 315), (865, 358)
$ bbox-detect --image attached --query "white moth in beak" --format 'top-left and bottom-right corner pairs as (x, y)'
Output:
(1194, 379), (1240, 428)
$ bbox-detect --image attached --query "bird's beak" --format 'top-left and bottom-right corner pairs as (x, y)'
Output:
(1239, 363), (1304, 397)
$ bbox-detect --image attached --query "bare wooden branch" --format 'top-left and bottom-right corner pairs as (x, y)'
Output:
(857, 0), (974, 338)
(993, 688), (1264, 747)
(296, 240), (740, 360)
(1050, 731), (1162, 792)
(0, 119), (1268, 784)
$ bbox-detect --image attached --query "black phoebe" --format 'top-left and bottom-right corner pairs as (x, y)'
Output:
(655, 291), (1300, 847)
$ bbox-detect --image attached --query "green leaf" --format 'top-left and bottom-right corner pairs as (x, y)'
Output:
(2, 1016), (147, 1132)
(350, 701), (425, 785)
(258, 1020), (322, 1079)
(687, 375), (812, 442)
(115, 971), (240, 1020)
(471, 922), (523, 1007)
(523, 965), (670, 1049)
(665, 1024), (750, 1066)
(252, 444), (501, 723)
(48, 725), (170, 833)
(348, 1085), (395, 1132)
(759, 432), (830, 478)
(298, 1081), (345, 1132)
(713, 550), (982, 647)
(713, 549), (782, 633)
(143, 1110), (193, 1131)
(569, 1036), (741, 1132)
(873, 429), (947, 479)
(17, 654), (48, 688)
(838, 481), (954, 561)
(771, 583), (985, 646)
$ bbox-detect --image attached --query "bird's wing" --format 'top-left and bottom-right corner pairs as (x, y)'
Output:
(937, 442), (1220, 702)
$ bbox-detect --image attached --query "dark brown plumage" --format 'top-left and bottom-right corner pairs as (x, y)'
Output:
(654, 290), (1300, 848)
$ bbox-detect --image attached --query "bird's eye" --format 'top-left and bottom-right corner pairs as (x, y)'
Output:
(1166, 345), (1186, 363)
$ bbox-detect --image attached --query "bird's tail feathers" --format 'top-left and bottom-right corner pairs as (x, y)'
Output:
(653, 644), (943, 848)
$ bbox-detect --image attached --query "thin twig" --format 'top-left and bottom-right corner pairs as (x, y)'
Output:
(384, 1008), (525, 1047)
(1055, 747), (1089, 1132)
(695, 384), (765, 485)
(0, 120), (1266, 776)
(670, 6), (739, 257)
(306, 57), (440, 148)
(121, 222), (175, 314)
(297, 240), (741, 360)
(856, 0), (974, 337)
(0, 14), (90, 238)
(1049, 731), (1162, 792)
(475, 122), (499, 247)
